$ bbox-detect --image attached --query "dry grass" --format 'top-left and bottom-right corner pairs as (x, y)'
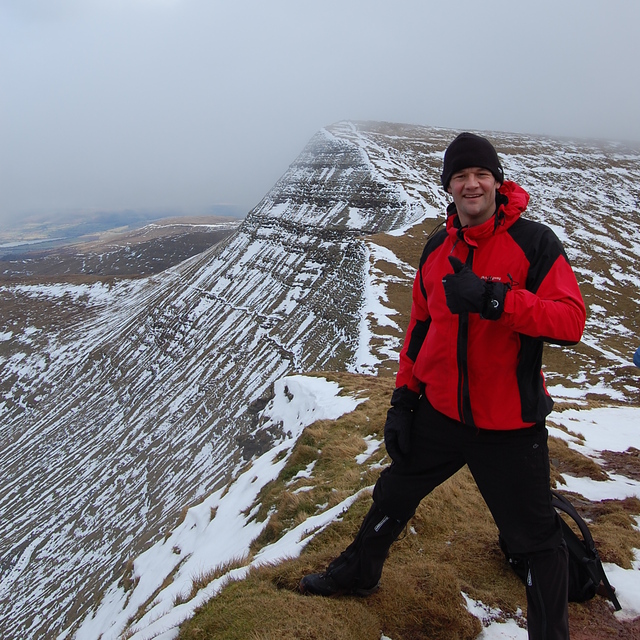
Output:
(178, 371), (640, 640)
(180, 574), (383, 640)
(548, 436), (609, 483)
(118, 558), (138, 592)
(174, 557), (249, 606)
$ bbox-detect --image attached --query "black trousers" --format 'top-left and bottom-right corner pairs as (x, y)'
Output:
(369, 396), (569, 640)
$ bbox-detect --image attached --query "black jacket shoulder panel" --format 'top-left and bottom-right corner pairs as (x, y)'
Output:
(417, 227), (448, 300)
(507, 218), (569, 294)
(419, 227), (448, 270)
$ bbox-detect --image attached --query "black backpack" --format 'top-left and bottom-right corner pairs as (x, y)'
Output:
(499, 490), (621, 611)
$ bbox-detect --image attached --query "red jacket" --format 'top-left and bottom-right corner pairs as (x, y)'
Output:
(397, 181), (586, 430)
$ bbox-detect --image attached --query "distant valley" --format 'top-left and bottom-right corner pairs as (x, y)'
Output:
(0, 215), (241, 280)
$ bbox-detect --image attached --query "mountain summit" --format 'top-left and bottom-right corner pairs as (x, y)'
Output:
(1, 121), (639, 638)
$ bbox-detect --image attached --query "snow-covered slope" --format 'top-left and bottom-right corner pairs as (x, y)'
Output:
(0, 121), (639, 639)
(0, 122), (440, 639)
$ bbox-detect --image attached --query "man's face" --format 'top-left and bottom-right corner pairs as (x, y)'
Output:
(447, 167), (500, 228)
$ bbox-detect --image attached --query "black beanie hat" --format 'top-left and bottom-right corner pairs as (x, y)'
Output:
(440, 132), (504, 190)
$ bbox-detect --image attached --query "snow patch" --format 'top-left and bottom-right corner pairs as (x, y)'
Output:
(463, 593), (527, 639)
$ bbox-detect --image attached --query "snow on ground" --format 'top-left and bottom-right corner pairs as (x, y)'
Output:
(6, 281), (127, 304)
(69, 371), (640, 640)
(548, 405), (639, 455)
(69, 375), (366, 640)
(350, 240), (414, 375)
(463, 593), (527, 639)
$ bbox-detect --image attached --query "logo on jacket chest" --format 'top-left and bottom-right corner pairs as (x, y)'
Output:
(481, 273), (518, 288)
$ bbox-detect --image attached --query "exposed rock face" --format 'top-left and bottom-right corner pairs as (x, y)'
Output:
(0, 122), (439, 638)
(0, 121), (638, 638)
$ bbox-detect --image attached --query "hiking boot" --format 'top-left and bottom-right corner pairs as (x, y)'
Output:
(299, 503), (407, 599)
(299, 572), (379, 597)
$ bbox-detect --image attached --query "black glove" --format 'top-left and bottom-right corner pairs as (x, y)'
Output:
(384, 386), (420, 464)
(442, 256), (508, 320)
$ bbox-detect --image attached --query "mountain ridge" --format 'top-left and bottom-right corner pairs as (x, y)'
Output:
(1, 121), (639, 638)
(0, 121), (438, 638)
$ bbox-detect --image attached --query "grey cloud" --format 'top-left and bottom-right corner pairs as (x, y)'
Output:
(1, 0), (639, 226)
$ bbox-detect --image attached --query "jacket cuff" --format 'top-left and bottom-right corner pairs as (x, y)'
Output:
(390, 385), (421, 410)
(481, 281), (508, 320)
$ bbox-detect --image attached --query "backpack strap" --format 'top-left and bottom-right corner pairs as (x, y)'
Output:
(551, 491), (596, 552)
(551, 491), (622, 611)
(599, 562), (622, 611)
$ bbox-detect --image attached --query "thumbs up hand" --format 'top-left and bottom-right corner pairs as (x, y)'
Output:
(442, 256), (508, 320)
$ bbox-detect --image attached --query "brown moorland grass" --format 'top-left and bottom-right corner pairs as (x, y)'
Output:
(549, 436), (610, 483)
(178, 371), (640, 640)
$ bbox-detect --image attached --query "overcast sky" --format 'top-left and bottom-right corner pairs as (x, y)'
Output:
(1, 0), (639, 226)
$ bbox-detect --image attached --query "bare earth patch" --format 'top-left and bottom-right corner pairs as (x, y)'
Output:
(602, 448), (640, 481)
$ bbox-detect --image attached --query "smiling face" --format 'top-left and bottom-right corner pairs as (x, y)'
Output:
(447, 167), (500, 227)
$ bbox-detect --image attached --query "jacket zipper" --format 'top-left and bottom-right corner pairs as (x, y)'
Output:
(456, 248), (475, 426)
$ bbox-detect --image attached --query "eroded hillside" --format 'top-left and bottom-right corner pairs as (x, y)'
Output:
(0, 121), (638, 639)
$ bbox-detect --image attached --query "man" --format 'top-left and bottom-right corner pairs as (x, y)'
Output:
(300, 132), (586, 640)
